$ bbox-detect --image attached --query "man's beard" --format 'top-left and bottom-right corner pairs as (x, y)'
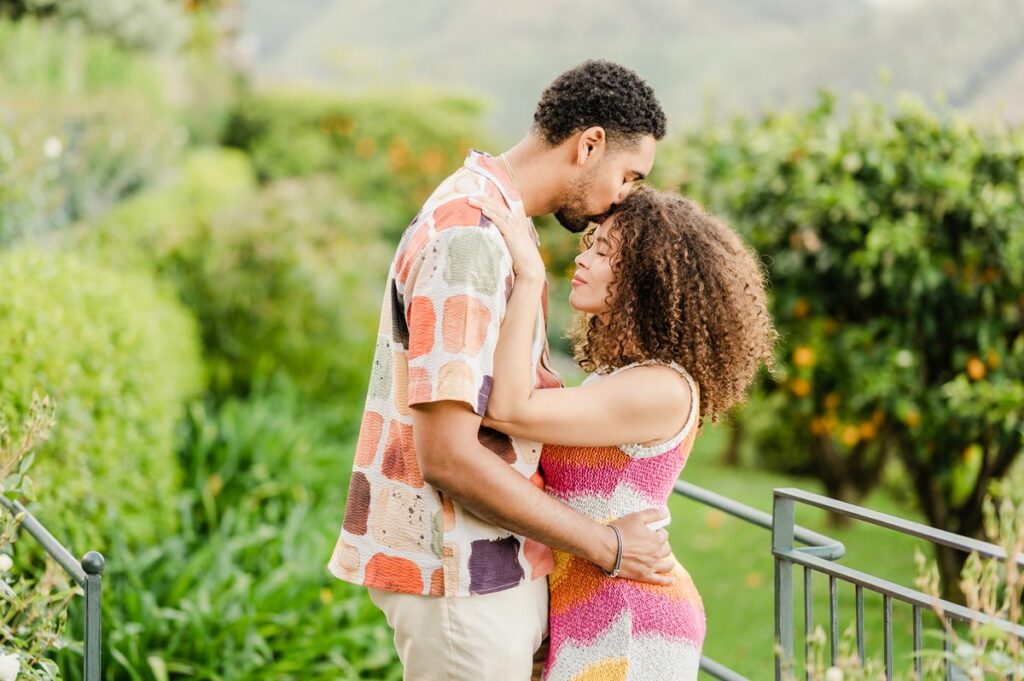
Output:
(554, 176), (614, 233)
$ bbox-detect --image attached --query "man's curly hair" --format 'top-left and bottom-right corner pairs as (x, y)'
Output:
(569, 187), (777, 422)
(533, 60), (666, 147)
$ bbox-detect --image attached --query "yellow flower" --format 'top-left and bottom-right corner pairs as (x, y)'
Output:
(420, 148), (445, 174)
(355, 137), (376, 159)
(841, 425), (860, 447)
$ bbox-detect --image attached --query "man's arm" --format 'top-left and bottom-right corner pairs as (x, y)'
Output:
(413, 400), (675, 585)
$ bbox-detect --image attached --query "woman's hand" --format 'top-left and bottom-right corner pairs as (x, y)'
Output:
(469, 195), (545, 280)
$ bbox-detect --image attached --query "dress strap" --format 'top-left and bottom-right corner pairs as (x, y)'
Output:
(617, 361), (700, 459)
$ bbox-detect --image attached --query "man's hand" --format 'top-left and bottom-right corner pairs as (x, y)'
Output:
(610, 508), (675, 585)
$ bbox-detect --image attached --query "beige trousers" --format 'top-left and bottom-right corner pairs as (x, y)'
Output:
(368, 577), (550, 681)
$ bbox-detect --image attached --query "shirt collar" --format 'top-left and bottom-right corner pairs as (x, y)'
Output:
(463, 149), (523, 208)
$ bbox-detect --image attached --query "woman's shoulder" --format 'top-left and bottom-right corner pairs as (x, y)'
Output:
(592, 362), (696, 418)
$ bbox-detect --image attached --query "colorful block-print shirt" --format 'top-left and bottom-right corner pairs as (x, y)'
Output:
(328, 150), (562, 598)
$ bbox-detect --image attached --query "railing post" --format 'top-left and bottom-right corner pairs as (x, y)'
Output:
(773, 494), (796, 681)
(82, 551), (105, 681)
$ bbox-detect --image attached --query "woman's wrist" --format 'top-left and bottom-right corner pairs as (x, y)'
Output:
(513, 268), (546, 284)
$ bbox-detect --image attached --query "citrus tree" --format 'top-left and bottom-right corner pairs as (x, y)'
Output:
(661, 92), (1024, 594)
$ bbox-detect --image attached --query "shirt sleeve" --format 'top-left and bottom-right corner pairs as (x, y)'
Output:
(403, 220), (513, 416)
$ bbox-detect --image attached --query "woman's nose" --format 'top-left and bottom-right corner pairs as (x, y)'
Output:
(575, 252), (587, 268)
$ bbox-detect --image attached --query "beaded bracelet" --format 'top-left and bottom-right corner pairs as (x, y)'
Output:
(604, 523), (623, 578)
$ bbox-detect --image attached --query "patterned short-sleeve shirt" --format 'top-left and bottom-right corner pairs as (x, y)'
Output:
(328, 150), (562, 597)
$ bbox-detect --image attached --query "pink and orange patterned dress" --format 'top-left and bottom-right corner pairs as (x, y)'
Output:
(542, 362), (706, 681)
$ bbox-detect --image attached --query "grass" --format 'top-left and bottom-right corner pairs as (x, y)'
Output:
(674, 424), (937, 679)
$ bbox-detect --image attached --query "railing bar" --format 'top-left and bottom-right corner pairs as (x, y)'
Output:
(775, 549), (1024, 638)
(829, 575), (838, 665)
(804, 567), (812, 681)
(883, 595), (893, 680)
(774, 488), (1024, 567)
(699, 655), (751, 681)
(944, 630), (952, 681)
(84, 572), (102, 681)
(0, 496), (87, 584)
(913, 606), (922, 680)
(677, 481), (845, 559)
(856, 585), (865, 665)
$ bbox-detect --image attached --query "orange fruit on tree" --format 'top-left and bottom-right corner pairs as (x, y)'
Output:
(986, 350), (1000, 369)
(966, 356), (987, 381)
(793, 346), (816, 368)
(792, 298), (811, 319)
(810, 417), (828, 436)
(790, 378), (812, 397)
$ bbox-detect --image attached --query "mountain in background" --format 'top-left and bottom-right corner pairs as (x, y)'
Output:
(240, 0), (1024, 139)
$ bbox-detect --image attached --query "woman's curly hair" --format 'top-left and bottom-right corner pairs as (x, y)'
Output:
(569, 187), (777, 422)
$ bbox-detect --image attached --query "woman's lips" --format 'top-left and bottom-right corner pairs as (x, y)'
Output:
(571, 275), (586, 287)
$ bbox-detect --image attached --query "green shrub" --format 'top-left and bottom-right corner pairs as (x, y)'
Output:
(75, 149), (392, 416)
(0, 0), (189, 52)
(0, 394), (73, 681)
(55, 383), (400, 681)
(0, 249), (204, 549)
(667, 92), (1024, 591)
(223, 89), (489, 234)
(0, 18), (184, 245)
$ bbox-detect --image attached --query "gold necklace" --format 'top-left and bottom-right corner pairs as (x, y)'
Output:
(499, 153), (522, 195)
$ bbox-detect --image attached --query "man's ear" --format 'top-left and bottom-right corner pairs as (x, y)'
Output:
(575, 126), (607, 165)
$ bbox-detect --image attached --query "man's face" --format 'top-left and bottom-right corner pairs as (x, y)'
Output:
(554, 134), (657, 233)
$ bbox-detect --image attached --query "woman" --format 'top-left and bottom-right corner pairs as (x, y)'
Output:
(469, 186), (776, 680)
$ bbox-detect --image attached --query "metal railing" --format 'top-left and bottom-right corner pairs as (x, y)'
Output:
(0, 496), (105, 680)
(672, 481), (846, 680)
(772, 487), (1024, 680)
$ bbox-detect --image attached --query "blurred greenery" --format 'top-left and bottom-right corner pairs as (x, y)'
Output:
(71, 149), (392, 413)
(661, 91), (1024, 595)
(222, 89), (489, 236)
(52, 381), (403, 681)
(0, 248), (204, 551)
(0, 3), (1022, 678)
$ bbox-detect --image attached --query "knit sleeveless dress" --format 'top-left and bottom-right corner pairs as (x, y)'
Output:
(541, 362), (706, 681)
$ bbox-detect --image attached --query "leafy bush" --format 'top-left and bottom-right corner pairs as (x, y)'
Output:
(0, 0), (189, 52)
(0, 249), (204, 549)
(0, 18), (185, 246)
(222, 89), (488, 234)
(666, 92), (1024, 591)
(54, 383), (400, 681)
(74, 149), (392, 415)
(1, 394), (73, 681)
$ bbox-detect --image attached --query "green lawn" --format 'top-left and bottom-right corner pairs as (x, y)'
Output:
(673, 424), (937, 679)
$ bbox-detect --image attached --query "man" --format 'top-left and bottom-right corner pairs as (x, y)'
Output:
(328, 60), (672, 680)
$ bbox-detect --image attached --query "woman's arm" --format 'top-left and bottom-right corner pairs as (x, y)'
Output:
(486, 363), (692, 447)
(472, 195), (692, 448)
(486, 269), (546, 430)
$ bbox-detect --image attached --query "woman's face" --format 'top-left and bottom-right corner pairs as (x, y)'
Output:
(569, 218), (620, 316)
